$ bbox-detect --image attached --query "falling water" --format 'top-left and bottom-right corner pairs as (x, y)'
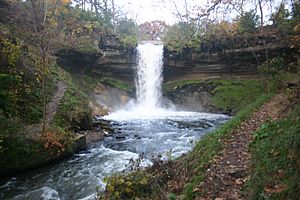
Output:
(135, 43), (164, 109)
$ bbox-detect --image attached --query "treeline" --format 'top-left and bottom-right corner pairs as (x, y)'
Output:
(163, 2), (300, 54)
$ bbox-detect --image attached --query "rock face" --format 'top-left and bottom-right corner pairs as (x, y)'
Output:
(163, 28), (298, 81)
(165, 83), (224, 114)
(91, 82), (132, 111)
(56, 48), (136, 84)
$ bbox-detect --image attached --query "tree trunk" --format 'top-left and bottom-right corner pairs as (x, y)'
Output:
(258, 0), (263, 26)
(112, 0), (116, 34)
(41, 45), (47, 136)
(171, 0), (183, 23)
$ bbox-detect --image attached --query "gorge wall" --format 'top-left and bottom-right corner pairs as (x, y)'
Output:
(55, 32), (298, 114)
(57, 34), (297, 84)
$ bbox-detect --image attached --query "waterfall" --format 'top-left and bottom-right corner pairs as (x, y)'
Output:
(135, 43), (164, 109)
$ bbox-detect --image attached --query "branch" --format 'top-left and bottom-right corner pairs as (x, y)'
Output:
(29, 0), (38, 33)
(170, 0), (184, 22)
(195, 0), (222, 19)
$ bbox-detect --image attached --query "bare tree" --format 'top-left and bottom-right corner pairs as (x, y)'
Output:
(257, 0), (264, 26)
(28, 0), (61, 135)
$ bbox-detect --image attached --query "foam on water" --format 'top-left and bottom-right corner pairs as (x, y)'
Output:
(103, 108), (227, 122)
(12, 186), (60, 200)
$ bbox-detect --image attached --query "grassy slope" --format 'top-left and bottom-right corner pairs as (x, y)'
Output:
(179, 93), (274, 199)
(50, 65), (93, 130)
(245, 103), (300, 199)
(71, 72), (133, 94)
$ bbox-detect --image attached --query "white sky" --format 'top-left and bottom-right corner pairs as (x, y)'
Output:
(114, 0), (178, 24)
(114, 0), (220, 25)
(113, 0), (285, 25)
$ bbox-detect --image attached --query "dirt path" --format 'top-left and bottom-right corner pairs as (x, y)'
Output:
(26, 81), (67, 137)
(197, 92), (297, 200)
(45, 81), (68, 125)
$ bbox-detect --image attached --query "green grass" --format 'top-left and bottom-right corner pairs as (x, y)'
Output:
(72, 74), (98, 93)
(163, 79), (206, 91)
(164, 78), (269, 114)
(52, 75), (92, 131)
(69, 73), (133, 94)
(100, 77), (132, 92)
(245, 103), (300, 199)
(211, 79), (266, 114)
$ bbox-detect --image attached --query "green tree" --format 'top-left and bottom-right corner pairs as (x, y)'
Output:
(117, 18), (137, 47)
(237, 10), (259, 34)
(163, 22), (196, 53)
(270, 3), (292, 34)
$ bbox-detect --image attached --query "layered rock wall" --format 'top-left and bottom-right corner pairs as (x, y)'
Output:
(56, 31), (298, 84)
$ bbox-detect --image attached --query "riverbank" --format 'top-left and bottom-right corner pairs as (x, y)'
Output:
(98, 78), (300, 200)
(0, 63), (112, 177)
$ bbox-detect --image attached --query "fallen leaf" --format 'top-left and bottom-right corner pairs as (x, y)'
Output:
(296, 160), (300, 168)
(277, 169), (284, 178)
(235, 179), (243, 185)
(264, 183), (288, 193)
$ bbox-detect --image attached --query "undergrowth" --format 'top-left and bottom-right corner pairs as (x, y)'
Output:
(245, 103), (300, 199)
(0, 63), (92, 175)
(51, 65), (93, 131)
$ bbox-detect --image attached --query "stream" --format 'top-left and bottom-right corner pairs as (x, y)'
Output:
(0, 111), (228, 200)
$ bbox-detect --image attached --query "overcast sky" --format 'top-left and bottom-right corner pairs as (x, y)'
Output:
(114, 0), (218, 25)
(114, 0), (177, 24)
(113, 0), (285, 25)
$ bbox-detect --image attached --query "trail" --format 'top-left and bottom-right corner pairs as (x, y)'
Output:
(26, 81), (67, 138)
(197, 90), (299, 200)
(45, 81), (68, 125)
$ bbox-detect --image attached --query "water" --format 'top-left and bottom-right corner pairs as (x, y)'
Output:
(0, 42), (230, 199)
(0, 113), (228, 200)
